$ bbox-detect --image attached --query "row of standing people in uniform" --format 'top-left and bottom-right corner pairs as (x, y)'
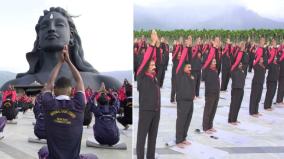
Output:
(134, 30), (284, 158)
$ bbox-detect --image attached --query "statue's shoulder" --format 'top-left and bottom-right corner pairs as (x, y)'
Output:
(0, 74), (37, 91)
(80, 72), (122, 90)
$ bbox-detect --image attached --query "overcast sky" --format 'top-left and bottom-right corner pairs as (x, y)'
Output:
(0, 0), (132, 73)
(134, 0), (284, 22)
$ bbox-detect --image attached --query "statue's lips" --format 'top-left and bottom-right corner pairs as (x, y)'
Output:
(45, 34), (59, 40)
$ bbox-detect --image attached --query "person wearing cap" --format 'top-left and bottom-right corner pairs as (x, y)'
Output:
(175, 40), (195, 148)
(228, 42), (246, 125)
(136, 30), (161, 159)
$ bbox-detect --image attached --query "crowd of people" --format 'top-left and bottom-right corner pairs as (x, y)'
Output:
(134, 30), (284, 157)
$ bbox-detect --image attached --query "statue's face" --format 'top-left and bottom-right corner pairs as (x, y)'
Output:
(38, 12), (71, 52)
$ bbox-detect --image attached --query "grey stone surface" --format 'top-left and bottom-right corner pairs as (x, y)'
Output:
(0, 111), (132, 159)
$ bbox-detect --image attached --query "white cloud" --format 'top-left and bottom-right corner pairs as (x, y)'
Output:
(239, 0), (284, 21)
(0, 0), (133, 73)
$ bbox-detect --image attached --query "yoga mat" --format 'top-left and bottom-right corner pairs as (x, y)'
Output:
(171, 141), (229, 159)
(212, 130), (251, 145)
(236, 122), (271, 134)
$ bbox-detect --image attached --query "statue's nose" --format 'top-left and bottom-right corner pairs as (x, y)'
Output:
(47, 22), (56, 33)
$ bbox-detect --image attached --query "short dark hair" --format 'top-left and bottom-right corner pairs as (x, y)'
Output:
(55, 77), (72, 89)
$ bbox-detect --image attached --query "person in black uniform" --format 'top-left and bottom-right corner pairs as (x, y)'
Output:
(175, 45), (195, 148)
(249, 37), (267, 117)
(228, 62), (246, 125)
(264, 39), (279, 110)
(202, 57), (220, 134)
(243, 38), (252, 76)
(136, 30), (161, 159)
(191, 50), (202, 98)
(201, 38), (221, 133)
(158, 37), (167, 87)
(228, 42), (246, 125)
(117, 81), (132, 129)
(248, 42), (256, 73)
(242, 43), (250, 77)
(220, 38), (232, 91)
(276, 43), (284, 105)
(264, 56), (279, 110)
(171, 38), (183, 103)
(249, 57), (266, 117)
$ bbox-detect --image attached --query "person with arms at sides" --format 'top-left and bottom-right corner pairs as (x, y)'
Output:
(228, 42), (246, 125)
(249, 37), (268, 117)
(175, 40), (195, 147)
(136, 30), (161, 159)
(38, 45), (97, 159)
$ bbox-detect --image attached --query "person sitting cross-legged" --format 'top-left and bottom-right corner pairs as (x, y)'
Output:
(38, 45), (98, 159)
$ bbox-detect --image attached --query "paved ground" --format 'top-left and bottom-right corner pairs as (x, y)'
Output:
(133, 59), (284, 159)
(0, 111), (132, 159)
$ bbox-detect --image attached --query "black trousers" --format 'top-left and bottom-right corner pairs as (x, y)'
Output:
(34, 129), (47, 140)
(202, 93), (219, 131)
(243, 65), (248, 77)
(176, 100), (193, 144)
(228, 89), (244, 122)
(117, 106), (132, 126)
(249, 83), (263, 115)
(165, 55), (169, 70)
(221, 69), (230, 91)
(192, 71), (201, 97)
(201, 69), (205, 81)
(159, 67), (166, 87)
(264, 82), (277, 109)
(171, 77), (176, 102)
(248, 54), (254, 72)
(136, 110), (160, 159)
(276, 77), (284, 103)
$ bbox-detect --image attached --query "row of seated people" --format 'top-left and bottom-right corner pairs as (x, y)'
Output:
(33, 82), (132, 146)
